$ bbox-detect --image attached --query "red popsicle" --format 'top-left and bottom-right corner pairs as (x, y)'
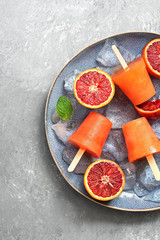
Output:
(123, 117), (160, 180)
(111, 45), (156, 106)
(68, 112), (112, 172)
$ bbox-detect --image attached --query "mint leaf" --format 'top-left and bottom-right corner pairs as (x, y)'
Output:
(56, 96), (73, 120)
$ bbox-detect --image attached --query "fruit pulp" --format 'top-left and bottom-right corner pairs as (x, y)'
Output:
(74, 69), (115, 109)
(147, 41), (160, 72)
(135, 100), (160, 119)
(84, 160), (125, 201)
(142, 39), (160, 77)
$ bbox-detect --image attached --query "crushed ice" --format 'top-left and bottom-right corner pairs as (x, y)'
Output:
(64, 69), (81, 95)
(105, 86), (139, 128)
(102, 129), (128, 163)
(52, 119), (80, 145)
(120, 162), (136, 190)
(143, 188), (160, 203)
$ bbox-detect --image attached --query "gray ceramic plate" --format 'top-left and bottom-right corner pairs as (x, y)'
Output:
(45, 32), (160, 212)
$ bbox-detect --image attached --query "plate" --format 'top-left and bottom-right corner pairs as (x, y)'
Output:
(45, 32), (160, 212)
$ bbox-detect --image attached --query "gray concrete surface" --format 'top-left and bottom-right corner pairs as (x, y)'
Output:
(1, 0), (160, 239)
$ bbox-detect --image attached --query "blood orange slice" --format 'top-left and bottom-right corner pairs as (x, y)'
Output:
(73, 69), (115, 109)
(135, 99), (160, 119)
(84, 159), (125, 201)
(142, 38), (160, 78)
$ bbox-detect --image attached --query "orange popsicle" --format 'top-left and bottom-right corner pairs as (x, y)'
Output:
(68, 112), (112, 158)
(123, 117), (160, 180)
(111, 45), (156, 106)
(111, 58), (156, 106)
(122, 117), (160, 163)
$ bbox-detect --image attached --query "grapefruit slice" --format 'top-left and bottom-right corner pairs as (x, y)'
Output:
(73, 69), (115, 109)
(84, 159), (125, 201)
(135, 99), (160, 119)
(142, 38), (160, 78)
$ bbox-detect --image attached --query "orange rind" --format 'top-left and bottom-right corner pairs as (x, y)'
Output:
(135, 99), (160, 119)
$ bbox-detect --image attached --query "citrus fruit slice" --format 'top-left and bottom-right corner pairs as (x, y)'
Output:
(142, 38), (160, 78)
(73, 69), (115, 109)
(135, 99), (160, 119)
(84, 159), (125, 201)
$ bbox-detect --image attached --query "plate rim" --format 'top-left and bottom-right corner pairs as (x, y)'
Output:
(45, 31), (160, 212)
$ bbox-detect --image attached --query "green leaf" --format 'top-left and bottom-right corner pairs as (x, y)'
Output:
(56, 96), (73, 120)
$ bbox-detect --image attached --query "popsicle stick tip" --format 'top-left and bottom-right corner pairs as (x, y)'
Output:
(68, 166), (73, 173)
(112, 45), (117, 51)
(68, 148), (85, 172)
(112, 45), (128, 70)
(146, 155), (160, 181)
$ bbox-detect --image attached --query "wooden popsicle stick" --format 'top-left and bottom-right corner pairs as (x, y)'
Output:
(112, 45), (128, 70)
(146, 155), (160, 181)
(68, 148), (85, 172)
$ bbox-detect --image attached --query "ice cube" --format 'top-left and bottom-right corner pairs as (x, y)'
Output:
(136, 53), (142, 58)
(96, 65), (121, 76)
(150, 78), (160, 100)
(133, 182), (149, 197)
(114, 85), (130, 102)
(96, 38), (135, 67)
(64, 69), (81, 95)
(51, 110), (60, 124)
(143, 187), (160, 203)
(91, 107), (106, 116)
(102, 129), (128, 163)
(52, 119), (80, 145)
(150, 119), (160, 139)
(137, 157), (160, 191)
(62, 146), (94, 174)
(100, 151), (116, 162)
(68, 97), (89, 120)
(119, 162), (136, 190)
(105, 86), (139, 128)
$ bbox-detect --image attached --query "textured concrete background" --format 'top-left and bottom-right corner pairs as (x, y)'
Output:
(1, 0), (160, 239)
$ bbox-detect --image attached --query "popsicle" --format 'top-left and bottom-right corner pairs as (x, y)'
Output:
(68, 112), (112, 172)
(123, 117), (160, 180)
(111, 45), (156, 106)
